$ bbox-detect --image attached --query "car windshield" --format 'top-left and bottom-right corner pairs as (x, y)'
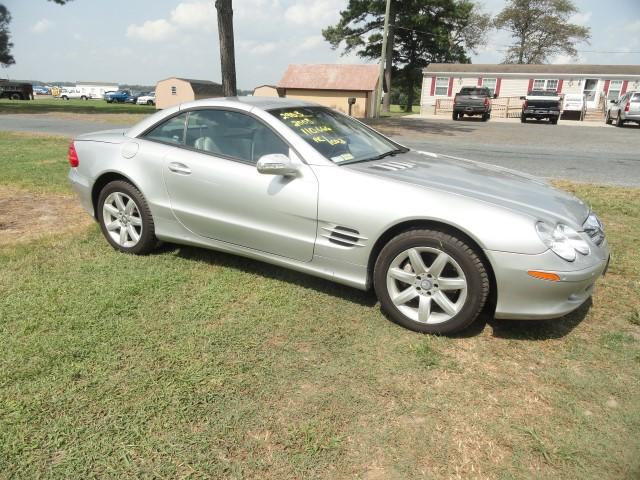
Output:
(458, 88), (488, 96)
(269, 106), (406, 164)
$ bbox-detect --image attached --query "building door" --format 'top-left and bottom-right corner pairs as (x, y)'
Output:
(582, 79), (599, 109)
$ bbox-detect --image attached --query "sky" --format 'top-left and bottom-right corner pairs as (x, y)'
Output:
(2, 0), (640, 89)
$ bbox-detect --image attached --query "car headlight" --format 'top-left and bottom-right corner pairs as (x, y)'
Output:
(535, 222), (590, 262)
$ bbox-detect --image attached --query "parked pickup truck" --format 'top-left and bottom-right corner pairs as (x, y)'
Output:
(520, 91), (562, 124)
(105, 90), (134, 103)
(452, 86), (494, 121)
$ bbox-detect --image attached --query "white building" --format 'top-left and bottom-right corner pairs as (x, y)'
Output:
(75, 81), (119, 99)
(421, 64), (640, 112)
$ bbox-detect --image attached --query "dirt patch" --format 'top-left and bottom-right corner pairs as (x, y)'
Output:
(0, 185), (93, 246)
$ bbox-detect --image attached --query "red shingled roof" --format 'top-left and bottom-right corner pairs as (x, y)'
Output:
(278, 64), (379, 92)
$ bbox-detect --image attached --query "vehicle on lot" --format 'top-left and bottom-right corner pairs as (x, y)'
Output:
(59, 88), (90, 100)
(104, 90), (134, 103)
(124, 92), (142, 104)
(68, 97), (609, 334)
(562, 93), (587, 121)
(452, 86), (494, 121)
(136, 92), (156, 105)
(33, 85), (51, 95)
(0, 80), (33, 100)
(605, 91), (640, 127)
(520, 91), (562, 124)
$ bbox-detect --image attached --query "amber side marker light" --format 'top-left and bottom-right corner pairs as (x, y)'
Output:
(528, 270), (561, 282)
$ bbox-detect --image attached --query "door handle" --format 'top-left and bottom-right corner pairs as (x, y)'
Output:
(168, 162), (191, 175)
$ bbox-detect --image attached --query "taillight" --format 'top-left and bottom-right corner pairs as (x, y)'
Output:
(68, 142), (79, 167)
(484, 97), (490, 107)
(625, 101), (630, 112)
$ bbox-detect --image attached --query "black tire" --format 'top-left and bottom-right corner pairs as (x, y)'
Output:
(452, 112), (458, 121)
(10, 93), (21, 100)
(616, 114), (625, 127)
(81, 95), (88, 100)
(373, 229), (489, 335)
(550, 118), (558, 125)
(482, 113), (490, 122)
(97, 180), (157, 255)
(605, 111), (611, 124)
(147, 100), (154, 105)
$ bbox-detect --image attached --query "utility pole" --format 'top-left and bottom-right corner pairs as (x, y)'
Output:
(375, 0), (392, 118)
(215, 0), (237, 96)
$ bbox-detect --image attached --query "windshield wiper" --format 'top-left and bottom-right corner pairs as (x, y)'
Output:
(341, 147), (409, 165)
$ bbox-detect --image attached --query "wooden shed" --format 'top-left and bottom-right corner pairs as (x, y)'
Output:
(155, 77), (224, 109)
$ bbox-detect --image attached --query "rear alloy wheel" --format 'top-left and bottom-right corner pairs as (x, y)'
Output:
(374, 229), (489, 334)
(97, 180), (157, 255)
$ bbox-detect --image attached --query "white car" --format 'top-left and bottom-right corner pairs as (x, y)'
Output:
(562, 93), (587, 121)
(59, 88), (90, 101)
(136, 92), (156, 105)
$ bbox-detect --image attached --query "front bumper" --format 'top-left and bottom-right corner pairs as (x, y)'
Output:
(454, 106), (488, 114)
(486, 242), (610, 320)
(523, 109), (560, 117)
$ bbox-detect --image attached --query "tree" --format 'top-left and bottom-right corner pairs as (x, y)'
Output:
(0, 5), (14, 67)
(323, 0), (489, 112)
(494, 0), (590, 64)
(1, 0), (72, 68)
(215, 0), (237, 96)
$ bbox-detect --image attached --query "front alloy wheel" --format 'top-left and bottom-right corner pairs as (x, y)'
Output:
(374, 229), (489, 334)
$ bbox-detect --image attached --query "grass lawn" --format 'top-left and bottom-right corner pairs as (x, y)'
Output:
(0, 132), (639, 478)
(382, 104), (421, 117)
(0, 98), (155, 115)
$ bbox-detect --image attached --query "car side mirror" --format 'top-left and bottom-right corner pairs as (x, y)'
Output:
(610, 99), (618, 104)
(256, 154), (299, 177)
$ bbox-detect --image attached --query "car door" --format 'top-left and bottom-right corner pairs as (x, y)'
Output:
(154, 108), (319, 262)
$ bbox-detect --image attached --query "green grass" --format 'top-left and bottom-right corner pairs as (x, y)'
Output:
(0, 97), (155, 115)
(381, 104), (421, 117)
(1, 132), (639, 478)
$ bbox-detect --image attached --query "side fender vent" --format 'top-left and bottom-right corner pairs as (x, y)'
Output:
(321, 225), (368, 248)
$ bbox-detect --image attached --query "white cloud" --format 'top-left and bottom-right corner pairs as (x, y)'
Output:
(292, 35), (324, 54)
(624, 20), (640, 33)
(31, 19), (52, 34)
(126, 19), (176, 42)
(570, 11), (592, 26)
(170, 1), (217, 32)
(285, 0), (344, 27)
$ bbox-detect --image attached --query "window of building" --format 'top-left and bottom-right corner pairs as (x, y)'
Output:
(532, 79), (559, 91)
(435, 77), (449, 96)
(608, 80), (623, 101)
(143, 113), (187, 145)
(482, 78), (497, 96)
(186, 109), (289, 164)
(171, 86), (177, 95)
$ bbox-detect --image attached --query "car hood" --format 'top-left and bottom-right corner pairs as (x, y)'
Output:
(347, 150), (589, 227)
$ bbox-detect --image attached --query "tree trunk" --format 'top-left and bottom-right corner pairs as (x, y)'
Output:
(382, 0), (396, 113)
(404, 72), (415, 113)
(215, 0), (237, 96)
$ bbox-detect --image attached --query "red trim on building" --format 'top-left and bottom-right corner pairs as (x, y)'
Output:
(429, 76), (436, 96)
(527, 78), (534, 92)
(477, 77), (483, 86)
(621, 80), (629, 95)
(556, 79), (563, 93)
(447, 77), (454, 97)
(603, 79), (610, 95)
(495, 78), (502, 97)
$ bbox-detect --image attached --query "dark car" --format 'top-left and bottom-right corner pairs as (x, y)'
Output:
(0, 80), (34, 100)
(520, 91), (562, 124)
(105, 90), (134, 103)
(452, 87), (494, 121)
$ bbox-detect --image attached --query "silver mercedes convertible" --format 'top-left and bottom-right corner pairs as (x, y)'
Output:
(68, 97), (609, 334)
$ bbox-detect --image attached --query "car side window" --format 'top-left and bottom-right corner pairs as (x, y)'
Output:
(185, 109), (289, 164)
(143, 113), (187, 145)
